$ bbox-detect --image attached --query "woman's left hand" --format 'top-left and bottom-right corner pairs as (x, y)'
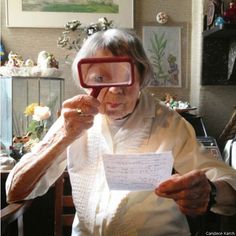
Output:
(155, 170), (211, 216)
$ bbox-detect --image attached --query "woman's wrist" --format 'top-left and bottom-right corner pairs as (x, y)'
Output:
(212, 180), (236, 207)
(207, 180), (217, 211)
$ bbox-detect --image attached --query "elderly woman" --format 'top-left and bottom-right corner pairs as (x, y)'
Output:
(6, 29), (236, 236)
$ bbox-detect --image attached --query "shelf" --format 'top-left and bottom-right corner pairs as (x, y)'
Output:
(202, 25), (236, 85)
(203, 24), (236, 39)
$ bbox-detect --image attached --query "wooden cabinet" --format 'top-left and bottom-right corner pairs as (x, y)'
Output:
(202, 24), (236, 85)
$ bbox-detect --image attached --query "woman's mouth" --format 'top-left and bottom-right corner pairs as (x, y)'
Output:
(107, 102), (122, 109)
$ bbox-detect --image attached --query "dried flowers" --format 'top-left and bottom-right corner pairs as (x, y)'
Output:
(57, 17), (113, 62)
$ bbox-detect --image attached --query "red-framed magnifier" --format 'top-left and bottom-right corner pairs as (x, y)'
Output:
(77, 56), (135, 98)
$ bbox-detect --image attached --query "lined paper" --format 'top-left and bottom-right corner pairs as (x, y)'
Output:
(103, 151), (173, 191)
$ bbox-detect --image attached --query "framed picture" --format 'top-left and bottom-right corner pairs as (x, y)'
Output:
(6, 0), (133, 28)
(143, 25), (182, 87)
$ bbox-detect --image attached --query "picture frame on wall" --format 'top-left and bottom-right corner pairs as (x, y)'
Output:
(6, 0), (134, 28)
(143, 25), (182, 87)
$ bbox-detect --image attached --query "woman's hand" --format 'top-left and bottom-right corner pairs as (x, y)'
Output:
(61, 94), (100, 143)
(155, 170), (211, 216)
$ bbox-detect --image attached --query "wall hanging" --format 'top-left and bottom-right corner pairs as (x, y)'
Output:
(6, 0), (133, 28)
(143, 25), (182, 87)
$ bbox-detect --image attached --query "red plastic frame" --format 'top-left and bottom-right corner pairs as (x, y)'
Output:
(77, 56), (135, 97)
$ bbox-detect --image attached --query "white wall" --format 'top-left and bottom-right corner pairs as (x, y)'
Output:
(190, 0), (203, 110)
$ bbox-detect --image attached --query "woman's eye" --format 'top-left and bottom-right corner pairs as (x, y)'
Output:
(94, 75), (104, 83)
(86, 73), (108, 85)
(88, 74), (105, 83)
(88, 73), (112, 84)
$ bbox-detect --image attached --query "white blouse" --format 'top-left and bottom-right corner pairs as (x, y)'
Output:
(6, 90), (236, 236)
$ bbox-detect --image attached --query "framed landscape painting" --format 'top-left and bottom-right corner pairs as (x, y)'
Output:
(6, 0), (133, 28)
(143, 25), (182, 87)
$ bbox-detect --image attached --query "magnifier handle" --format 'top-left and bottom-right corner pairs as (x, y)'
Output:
(90, 88), (101, 98)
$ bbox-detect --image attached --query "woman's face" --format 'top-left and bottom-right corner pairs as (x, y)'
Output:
(89, 50), (141, 120)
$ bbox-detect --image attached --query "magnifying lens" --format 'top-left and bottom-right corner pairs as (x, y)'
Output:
(77, 56), (135, 98)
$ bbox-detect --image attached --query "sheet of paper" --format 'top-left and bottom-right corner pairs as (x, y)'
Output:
(103, 151), (173, 191)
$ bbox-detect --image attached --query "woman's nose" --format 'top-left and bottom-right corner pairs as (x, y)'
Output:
(108, 86), (124, 94)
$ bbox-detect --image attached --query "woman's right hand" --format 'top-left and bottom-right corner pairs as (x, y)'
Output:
(61, 94), (100, 143)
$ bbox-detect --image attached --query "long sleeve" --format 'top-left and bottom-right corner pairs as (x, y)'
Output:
(6, 149), (67, 200)
(6, 117), (68, 202)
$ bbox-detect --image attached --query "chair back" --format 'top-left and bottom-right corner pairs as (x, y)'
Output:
(1, 198), (32, 236)
(54, 171), (75, 236)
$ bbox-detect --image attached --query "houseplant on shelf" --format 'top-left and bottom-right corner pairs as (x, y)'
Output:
(10, 103), (52, 160)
